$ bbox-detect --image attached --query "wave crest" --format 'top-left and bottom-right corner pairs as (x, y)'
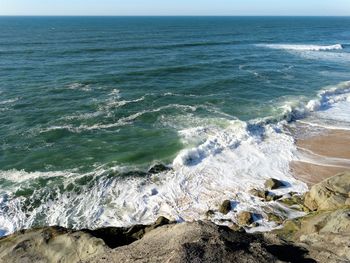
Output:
(257, 43), (343, 51)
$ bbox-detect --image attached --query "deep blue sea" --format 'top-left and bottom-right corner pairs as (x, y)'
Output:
(0, 17), (350, 235)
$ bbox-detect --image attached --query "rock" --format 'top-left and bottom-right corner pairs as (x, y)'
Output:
(249, 188), (269, 199)
(237, 211), (254, 226)
(276, 208), (350, 263)
(143, 216), (172, 235)
(249, 188), (282, 202)
(85, 216), (172, 248)
(267, 213), (284, 224)
(264, 178), (285, 190)
(205, 210), (215, 217)
(154, 216), (170, 226)
(278, 194), (307, 211)
(219, 200), (231, 214)
(83, 221), (315, 263)
(0, 220), (319, 263)
(0, 226), (105, 263)
(304, 172), (350, 211)
(148, 163), (171, 174)
(229, 223), (243, 231)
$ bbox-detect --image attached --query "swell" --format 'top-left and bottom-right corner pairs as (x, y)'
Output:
(44, 40), (240, 56)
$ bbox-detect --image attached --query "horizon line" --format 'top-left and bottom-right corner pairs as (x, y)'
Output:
(1, 15), (350, 17)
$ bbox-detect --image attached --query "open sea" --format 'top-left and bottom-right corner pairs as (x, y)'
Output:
(1, 16), (350, 235)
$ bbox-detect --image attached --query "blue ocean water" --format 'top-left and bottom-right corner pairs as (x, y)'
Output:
(0, 17), (350, 234)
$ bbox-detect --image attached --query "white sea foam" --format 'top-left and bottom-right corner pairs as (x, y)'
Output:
(0, 169), (75, 183)
(40, 104), (198, 133)
(67, 82), (92, 91)
(257, 43), (343, 51)
(274, 81), (350, 122)
(100, 96), (146, 111)
(0, 98), (19, 105)
(0, 118), (308, 236)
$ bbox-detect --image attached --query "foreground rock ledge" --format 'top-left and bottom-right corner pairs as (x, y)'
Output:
(0, 221), (315, 263)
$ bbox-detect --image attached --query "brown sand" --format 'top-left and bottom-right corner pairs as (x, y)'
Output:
(296, 130), (350, 159)
(290, 161), (349, 186)
(291, 129), (350, 186)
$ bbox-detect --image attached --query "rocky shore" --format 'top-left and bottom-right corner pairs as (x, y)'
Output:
(0, 172), (349, 263)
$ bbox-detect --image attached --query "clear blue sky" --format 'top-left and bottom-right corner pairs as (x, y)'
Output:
(1, 0), (350, 16)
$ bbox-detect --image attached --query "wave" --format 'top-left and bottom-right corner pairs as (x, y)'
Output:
(40, 104), (198, 133)
(0, 98), (19, 105)
(0, 119), (307, 236)
(257, 43), (343, 51)
(265, 80), (350, 123)
(1, 80), (350, 237)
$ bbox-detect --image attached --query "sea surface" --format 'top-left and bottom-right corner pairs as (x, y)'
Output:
(1, 17), (350, 235)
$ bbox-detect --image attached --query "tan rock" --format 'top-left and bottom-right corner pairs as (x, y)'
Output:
(0, 227), (105, 263)
(237, 211), (254, 226)
(304, 172), (350, 211)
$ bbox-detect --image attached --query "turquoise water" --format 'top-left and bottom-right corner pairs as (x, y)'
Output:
(0, 17), (350, 234)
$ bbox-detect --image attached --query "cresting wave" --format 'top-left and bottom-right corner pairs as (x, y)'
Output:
(267, 80), (350, 123)
(257, 43), (343, 51)
(1, 81), (350, 236)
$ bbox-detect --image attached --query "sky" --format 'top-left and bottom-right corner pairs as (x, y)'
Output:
(1, 0), (350, 16)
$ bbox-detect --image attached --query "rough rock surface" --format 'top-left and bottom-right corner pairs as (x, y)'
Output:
(0, 221), (316, 263)
(275, 208), (350, 263)
(264, 178), (285, 190)
(218, 200), (231, 214)
(83, 221), (315, 263)
(249, 188), (282, 201)
(275, 172), (350, 263)
(304, 172), (350, 211)
(0, 226), (105, 263)
(237, 211), (254, 226)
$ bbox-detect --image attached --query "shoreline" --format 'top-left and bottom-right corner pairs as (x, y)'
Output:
(290, 124), (350, 186)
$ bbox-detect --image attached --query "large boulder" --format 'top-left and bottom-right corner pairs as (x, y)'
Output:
(304, 172), (350, 211)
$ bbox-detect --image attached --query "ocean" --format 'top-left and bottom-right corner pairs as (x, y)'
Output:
(0, 16), (350, 235)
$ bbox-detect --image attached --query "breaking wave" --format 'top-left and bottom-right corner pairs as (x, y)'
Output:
(257, 43), (343, 51)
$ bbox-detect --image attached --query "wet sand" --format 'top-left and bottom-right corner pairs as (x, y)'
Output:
(290, 128), (350, 186)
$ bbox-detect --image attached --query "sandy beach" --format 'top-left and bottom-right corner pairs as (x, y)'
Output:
(291, 126), (350, 186)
